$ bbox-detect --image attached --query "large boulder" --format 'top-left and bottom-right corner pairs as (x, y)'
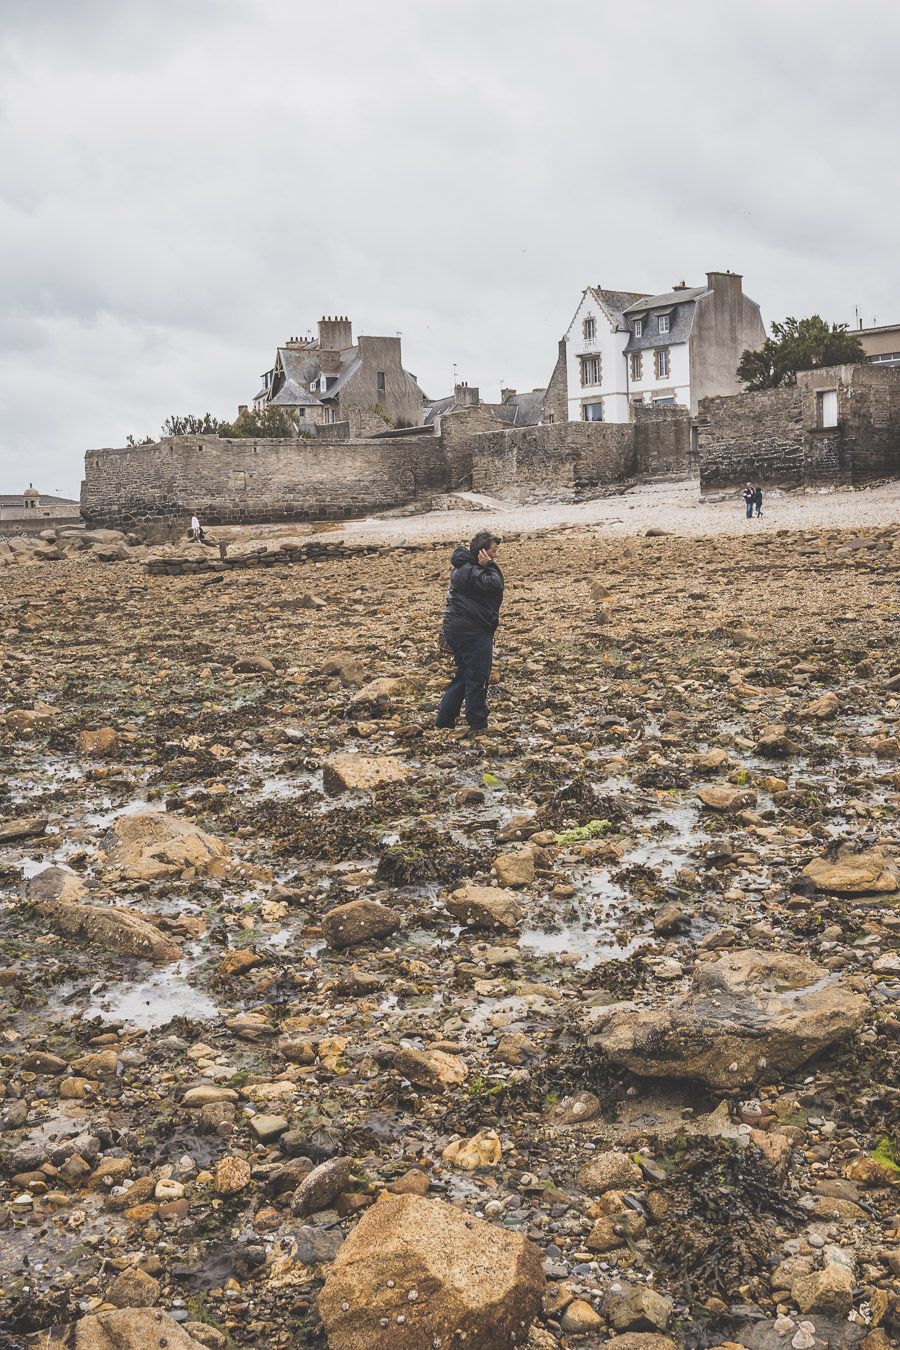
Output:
(322, 753), (410, 795)
(41, 1307), (209, 1348)
(33, 897), (181, 963)
(321, 899), (402, 950)
(588, 949), (868, 1089)
(102, 810), (230, 881)
(443, 883), (522, 931)
(318, 1192), (545, 1349)
(801, 844), (899, 895)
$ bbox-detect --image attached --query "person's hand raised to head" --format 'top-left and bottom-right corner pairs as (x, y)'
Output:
(477, 547), (493, 565)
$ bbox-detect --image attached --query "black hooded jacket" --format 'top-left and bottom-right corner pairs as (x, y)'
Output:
(443, 546), (504, 635)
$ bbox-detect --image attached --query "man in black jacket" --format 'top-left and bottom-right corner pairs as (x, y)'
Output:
(436, 530), (504, 732)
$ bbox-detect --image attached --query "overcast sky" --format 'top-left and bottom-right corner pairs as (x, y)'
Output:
(1, 0), (898, 496)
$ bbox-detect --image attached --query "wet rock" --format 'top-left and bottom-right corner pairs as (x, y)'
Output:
(322, 752), (410, 794)
(652, 902), (687, 934)
(291, 1155), (353, 1216)
(604, 1279), (673, 1332)
(0, 815), (48, 843)
(321, 898), (402, 949)
(560, 1298), (603, 1332)
(218, 948), (264, 977)
(444, 883), (522, 931)
(76, 727), (120, 756)
(233, 655), (275, 673)
(294, 1225), (345, 1264)
(791, 1261), (854, 1316)
(318, 1192), (545, 1350)
(72, 1048), (120, 1079)
(34, 898), (182, 962)
(394, 1047), (467, 1092)
(106, 1266), (160, 1308)
(577, 1151), (642, 1194)
(182, 1086), (238, 1107)
(493, 847), (535, 886)
(697, 784), (756, 812)
(102, 809), (231, 881)
(41, 1308), (209, 1348)
(801, 844), (899, 895)
(25, 866), (86, 905)
(214, 1156), (251, 1195)
(756, 723), (799, 757)
(441, 1128), (502, 1170)
(589, 949), (868, 1088)
(802, 691), (839, 719)
(248, 1113), (289, 1143)
(603, 1337), (676, 1350)
(20, 1051), (68, 1074)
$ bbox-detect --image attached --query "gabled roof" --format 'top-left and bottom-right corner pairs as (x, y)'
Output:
(593, 287), (650, 328)
(491, 389), (546, 426)
(319, 351), (363, 402)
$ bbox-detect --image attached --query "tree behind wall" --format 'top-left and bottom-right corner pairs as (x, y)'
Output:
(737, 316), (865, 391)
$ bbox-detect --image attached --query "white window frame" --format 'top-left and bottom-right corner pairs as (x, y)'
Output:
(658, 314), (670, 334)
(630, 352), (643, 382)
(656, 348), (670, 379)
(582, 401), (604, 422)
(583, 316), (596, 342)
(580, 355), (602, 386)
(633, 318), (643, 338)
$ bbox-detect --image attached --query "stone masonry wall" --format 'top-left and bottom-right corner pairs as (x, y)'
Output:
(699, 364), (900, 489)
(466, 422), (636, 499)
(698, 385), (804, 489)
(81, 433), (449, 533)
(632, 404), (693, 476)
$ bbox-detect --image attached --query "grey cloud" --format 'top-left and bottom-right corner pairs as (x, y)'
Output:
(1, 0), (898, 495)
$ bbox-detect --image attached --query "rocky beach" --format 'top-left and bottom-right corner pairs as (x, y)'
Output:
(0, 495), (898, 1349)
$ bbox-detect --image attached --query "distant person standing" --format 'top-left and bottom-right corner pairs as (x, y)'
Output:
(753, 484), (763, 518)
(436, 530), (504, 734)
(742, 483), (754, 520)
(190, 513), (205, 543)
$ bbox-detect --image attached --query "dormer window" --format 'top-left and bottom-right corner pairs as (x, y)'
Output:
(658, 314), (671, 334)
(633, 318), (643, 338)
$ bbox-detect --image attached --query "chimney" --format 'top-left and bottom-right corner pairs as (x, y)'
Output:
(317, 315), (353, 351)
(706, 271), (742, 302)
(500, 387), (516, 402)
(673, 280), (689, 291)
(454, 382), (479, 407)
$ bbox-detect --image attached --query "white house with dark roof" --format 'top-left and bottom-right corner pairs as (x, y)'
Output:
(551, 272), (765, 424)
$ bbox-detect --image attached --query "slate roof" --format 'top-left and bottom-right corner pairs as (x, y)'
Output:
(490, 389), (545, 426)
(593, 288), (650, 329)
(423, 395), (457, 425)
(623, 286), (708, 314)
(623, 288), (709, 353)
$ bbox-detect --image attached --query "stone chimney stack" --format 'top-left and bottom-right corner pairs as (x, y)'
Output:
(706, 271), (743, 303)
(500, 387), (516, 402)
(454, 382), (480, 407)
(317, 315), (353, 352)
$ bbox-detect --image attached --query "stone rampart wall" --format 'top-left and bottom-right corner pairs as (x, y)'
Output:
(81, 433), (448, 533)
(462, 421), (636, 499)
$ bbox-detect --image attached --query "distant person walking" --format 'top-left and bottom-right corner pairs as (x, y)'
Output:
(190, 513), (206, 543)
(436, 530), (504, 734)
(742, 483), (754, 520)
(753, 484), (763, 518)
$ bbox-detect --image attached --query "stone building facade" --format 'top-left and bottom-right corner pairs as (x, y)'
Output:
(0, 485), (81, 536)
(698, 362), (900, 488)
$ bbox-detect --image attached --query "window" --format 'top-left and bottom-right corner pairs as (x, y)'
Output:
(376, 371), (386, 394)
(817, 389), (838, 428)
(296, 408), (306, 418)
(633, 318), (643, 338)
(658, 314), (670, 334)
(580, 355), (602, 386)
(653, 396), (676, 406)
(630, 352), (643, 382)
(324, 407), (336, 424)
(582, 316), (596, 342)
(655, 348), (670, 378)
(546, 412), (555, 424)
(325, 375), (338, 390)
(582, 401), (603, 421)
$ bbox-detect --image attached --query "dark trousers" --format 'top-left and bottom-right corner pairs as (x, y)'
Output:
(437, 627), (493, 730)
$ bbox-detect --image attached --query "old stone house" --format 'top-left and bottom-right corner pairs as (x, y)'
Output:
(547, 272), (766, 423)
(0, 484), (80, 524)
(253, 316), (427, 429)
